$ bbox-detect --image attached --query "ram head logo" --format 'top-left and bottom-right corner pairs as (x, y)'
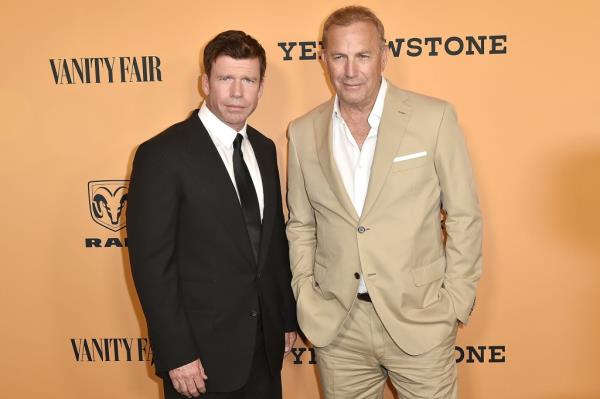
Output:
(88, 180), (129, 231)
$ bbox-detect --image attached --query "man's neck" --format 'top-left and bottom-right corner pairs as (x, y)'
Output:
(338, 80), (381, 125)
(339, 101), (374, 150)
(340, 103), (372, 126)
(204, 102), (245, 132)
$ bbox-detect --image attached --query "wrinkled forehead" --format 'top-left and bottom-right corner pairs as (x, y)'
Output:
(210, 55), (261, 77)
(325, 22), (383, 53)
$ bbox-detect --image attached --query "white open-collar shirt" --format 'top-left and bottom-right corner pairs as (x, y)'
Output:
(199, 102), (264, 220)
(332, 78), (388, 293)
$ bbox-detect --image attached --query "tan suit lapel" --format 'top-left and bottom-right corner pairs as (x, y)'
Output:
(361, 85), (412, 219)
(314, 100), (360, 223)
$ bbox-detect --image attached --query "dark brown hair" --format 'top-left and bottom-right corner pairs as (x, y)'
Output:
(322, 6), (385, 49)
(203, 30), (266, 80)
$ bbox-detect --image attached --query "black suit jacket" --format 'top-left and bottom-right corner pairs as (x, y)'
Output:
(127, 110), (297, 392)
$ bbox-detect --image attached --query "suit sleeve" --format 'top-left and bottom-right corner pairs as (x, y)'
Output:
(434, 103), (483, 324)
(271, 143), (298, 332)
(127, 142), (198, 372)
(285, 125), (317, 300)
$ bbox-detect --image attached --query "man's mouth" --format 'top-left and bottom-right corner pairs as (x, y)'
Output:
(342, 82), (362, 89)
(225, 104), (246, 110)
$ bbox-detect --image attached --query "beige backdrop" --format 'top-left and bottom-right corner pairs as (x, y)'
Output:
(1, 0), (599, 398)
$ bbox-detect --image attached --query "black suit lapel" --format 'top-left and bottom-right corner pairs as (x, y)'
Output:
(183, 111), (256, 267)
(247, 127), (276, 275)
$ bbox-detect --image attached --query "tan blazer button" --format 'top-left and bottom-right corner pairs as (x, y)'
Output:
(354, 272), (360, 279)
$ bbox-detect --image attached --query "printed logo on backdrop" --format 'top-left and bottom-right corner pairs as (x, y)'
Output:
(49, 56), (162, 84)
(68, 340), (504, 365)
(85, 180), (129, 248)
(70, 337), (153, 363)
(278, 34), (508, 61)
(89, 180), (128, 232)
(290, 345), (506, 365)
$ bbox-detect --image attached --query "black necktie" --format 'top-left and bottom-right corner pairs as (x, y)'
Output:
(232, 133), (262, 262)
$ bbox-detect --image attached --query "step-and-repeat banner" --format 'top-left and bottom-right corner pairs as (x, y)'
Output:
(1, 1), (599, 398)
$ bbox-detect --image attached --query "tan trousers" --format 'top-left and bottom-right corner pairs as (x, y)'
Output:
(315, 299), (458, 399)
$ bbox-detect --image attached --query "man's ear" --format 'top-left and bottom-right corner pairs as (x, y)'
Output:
(258, 78), (265, 99)
(380, 46), (388, 72)
(201, 73), (210, 96)
(320, 50), (328, 70)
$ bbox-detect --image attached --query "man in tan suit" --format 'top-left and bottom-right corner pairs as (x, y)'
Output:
(286, 6), (482, 398)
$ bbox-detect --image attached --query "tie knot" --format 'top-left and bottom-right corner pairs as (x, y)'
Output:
(233, 133), (244, 150)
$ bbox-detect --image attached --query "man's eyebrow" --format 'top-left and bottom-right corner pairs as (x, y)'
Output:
(330, 49), (372, 55)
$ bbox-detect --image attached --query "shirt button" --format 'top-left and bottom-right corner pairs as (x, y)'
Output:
(354, 272), (360, 279)
(357, 226), (366, 233)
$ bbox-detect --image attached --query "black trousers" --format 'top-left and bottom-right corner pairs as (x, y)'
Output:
(163, 322), (282, 399)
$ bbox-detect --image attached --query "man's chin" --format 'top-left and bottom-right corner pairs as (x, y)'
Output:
(338, 93), (367, 107)
(223, 116), (247, 130)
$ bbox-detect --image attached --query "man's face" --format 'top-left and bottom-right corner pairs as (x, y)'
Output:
(323, 21), (387, 110)
(202, 55), (263, 131)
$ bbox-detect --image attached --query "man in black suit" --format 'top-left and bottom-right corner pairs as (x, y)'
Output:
(127, 30), (297, 399)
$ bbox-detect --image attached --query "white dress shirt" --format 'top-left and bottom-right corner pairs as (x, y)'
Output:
(332, 78), (388, 293)
(199, 102), (264, 220)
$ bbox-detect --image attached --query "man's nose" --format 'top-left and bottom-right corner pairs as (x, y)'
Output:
(344, 60), (357, 78)
(230, 80), (243, 97)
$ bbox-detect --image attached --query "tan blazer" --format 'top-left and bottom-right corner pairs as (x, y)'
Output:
(286, 83), (482, 355)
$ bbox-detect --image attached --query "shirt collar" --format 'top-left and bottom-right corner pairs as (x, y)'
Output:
(333, 77), (388, 130)
(199, 101), (248, 148)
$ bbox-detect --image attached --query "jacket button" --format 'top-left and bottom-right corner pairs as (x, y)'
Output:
(250, 310), (258, 317)
(357, 226), (366, 233)
(354, 272), (360, 279)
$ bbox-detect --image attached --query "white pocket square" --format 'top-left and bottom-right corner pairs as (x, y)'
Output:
(393, 151), (427, 163)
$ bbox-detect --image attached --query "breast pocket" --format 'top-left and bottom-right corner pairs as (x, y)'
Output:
(391, 152), (429, 173)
